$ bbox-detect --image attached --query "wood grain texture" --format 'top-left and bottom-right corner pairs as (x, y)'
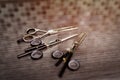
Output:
(0, 0), (120, 80)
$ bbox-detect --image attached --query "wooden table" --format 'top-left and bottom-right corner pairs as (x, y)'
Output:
(0, 0), (120, 80)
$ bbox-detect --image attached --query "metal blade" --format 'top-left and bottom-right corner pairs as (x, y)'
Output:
(61, 34), (78, 42)
(53, 26), (75, 31)
(48, 34), (78, 47)
(57, 27), (78, 32)
(72, 32), (87, 51)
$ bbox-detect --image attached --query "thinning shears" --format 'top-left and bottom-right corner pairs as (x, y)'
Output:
(54, 32), (87, 77)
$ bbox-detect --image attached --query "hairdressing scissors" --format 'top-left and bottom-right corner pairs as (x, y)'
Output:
(52, 32), (87, 77)
(17, 34), (78, 60)
(17, 26), (78, 43)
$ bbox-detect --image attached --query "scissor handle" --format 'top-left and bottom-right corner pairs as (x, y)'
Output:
(26, 28), (36, 34)
(68, 59), (80, 71)
(30, 38), (42, 47)
(23, 35), (34, 42)
(58, 51), (73, 77)
(30, 49), (43, 60)
(23, 32), (50, 42)
(51, 50), (64, 59)
(26, 28), (47, 35)
(55, 52), (69, 66)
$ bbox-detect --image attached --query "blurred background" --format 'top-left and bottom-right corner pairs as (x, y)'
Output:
(0, 0), (120, 80)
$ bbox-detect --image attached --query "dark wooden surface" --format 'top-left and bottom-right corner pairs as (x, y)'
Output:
(0, 0), (120, 80)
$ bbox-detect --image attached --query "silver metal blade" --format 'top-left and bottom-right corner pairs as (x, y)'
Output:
(48, 27), (78, 35)
(48, 34), (78, 47)
(57, 27), (78, 32)
(61, 34), (78, 42)
(53, 26), (76, 31)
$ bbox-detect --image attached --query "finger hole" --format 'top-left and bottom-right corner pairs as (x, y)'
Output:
(30, 38), (42, 46)
(51, 50), (64, 59)
(31, 50), (43, 60)
(27, 28), (36, 34)
(23, 35), (33, 42)
(68, 59), (80, 71)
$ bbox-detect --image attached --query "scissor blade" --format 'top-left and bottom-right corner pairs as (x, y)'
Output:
(76, 32), (87, 45)
(48, 34), (78, 47)
(48, 27), (78, 34)
(53, 26), (77, 31)
(57, 27), (78, 32)
(72, 32), (87, 51)
(61, 34), (78, 42)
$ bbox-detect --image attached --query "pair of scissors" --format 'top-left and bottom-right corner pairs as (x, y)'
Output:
(17, 34), (78, 60)
(17, 26), (78, 44)
(52, 32), (87, 77)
